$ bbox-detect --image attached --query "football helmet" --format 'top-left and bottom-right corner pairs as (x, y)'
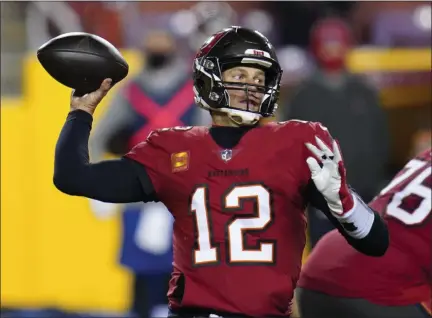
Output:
(193, 26), (283, 125)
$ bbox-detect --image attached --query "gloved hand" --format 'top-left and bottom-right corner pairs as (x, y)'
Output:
(305, 136), (354, 216)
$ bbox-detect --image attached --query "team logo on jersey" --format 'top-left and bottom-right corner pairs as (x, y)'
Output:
(220, 149), (233, 162)
(171, 151), (189, 172)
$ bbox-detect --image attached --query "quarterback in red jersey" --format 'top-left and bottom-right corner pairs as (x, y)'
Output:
(53, 27), (388, 317)
(297, 148), (432, 318)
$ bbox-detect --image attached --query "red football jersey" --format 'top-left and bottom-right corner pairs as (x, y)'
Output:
(125, 121), (333, 317)
(298, 149), (432, 307)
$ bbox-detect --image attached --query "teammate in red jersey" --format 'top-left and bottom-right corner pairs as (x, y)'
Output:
(297, 148), (432, 318)
(53, 27), (388, 317)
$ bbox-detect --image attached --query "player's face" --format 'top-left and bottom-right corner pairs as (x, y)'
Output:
(222, 66), (265, 112)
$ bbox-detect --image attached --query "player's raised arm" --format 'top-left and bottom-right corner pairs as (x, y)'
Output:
(53, 79), (157, 203)
(304, 130), (389, 257)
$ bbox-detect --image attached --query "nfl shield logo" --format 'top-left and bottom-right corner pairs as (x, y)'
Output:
(220, 149), (233, 162)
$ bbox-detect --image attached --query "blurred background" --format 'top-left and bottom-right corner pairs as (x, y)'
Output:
(1, 1), (431, 318)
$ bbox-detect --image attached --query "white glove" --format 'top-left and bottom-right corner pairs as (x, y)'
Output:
(305, 136), (354, 215)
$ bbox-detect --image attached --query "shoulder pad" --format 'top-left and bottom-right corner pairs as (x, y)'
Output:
(276, 119), (310, 127)
(275, 119), (328, 131)
(273, 120), (332, 144)
(146, 126), (194, 141)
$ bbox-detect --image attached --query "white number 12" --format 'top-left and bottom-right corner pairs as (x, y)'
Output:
(190, 184), (275, 266)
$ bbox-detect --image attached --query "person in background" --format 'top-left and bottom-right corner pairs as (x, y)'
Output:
(90, 29), (209, 160)
(88, 29), (208, 318)
(283, 17), (390, 248)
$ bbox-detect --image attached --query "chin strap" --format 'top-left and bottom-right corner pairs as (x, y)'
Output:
(224, 108), (262, 126)
(195, 96), (263, 126)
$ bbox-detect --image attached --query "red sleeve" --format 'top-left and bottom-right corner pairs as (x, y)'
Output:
(124, 130), (170, 195)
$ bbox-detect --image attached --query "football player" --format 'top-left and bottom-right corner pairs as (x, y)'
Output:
(54, 27), (388, 317)
(297, 148), (431, 318)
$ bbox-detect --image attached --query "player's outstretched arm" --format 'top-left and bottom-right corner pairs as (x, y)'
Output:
(305, 136), (389, 256)
(307, 182), (388, 256)
(53, 80), (157, 203)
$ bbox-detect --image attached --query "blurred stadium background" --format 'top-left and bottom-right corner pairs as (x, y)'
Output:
(1, 1), (431, 317)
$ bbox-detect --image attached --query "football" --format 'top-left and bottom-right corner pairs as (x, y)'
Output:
(37, 32), (129, 94)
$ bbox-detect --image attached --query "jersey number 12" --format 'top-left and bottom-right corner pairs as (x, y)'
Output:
(190, 184), (275, 266)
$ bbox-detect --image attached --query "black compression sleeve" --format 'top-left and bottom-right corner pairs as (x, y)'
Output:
(53, 109), (158, 203)
(307, 181), (389, 257)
